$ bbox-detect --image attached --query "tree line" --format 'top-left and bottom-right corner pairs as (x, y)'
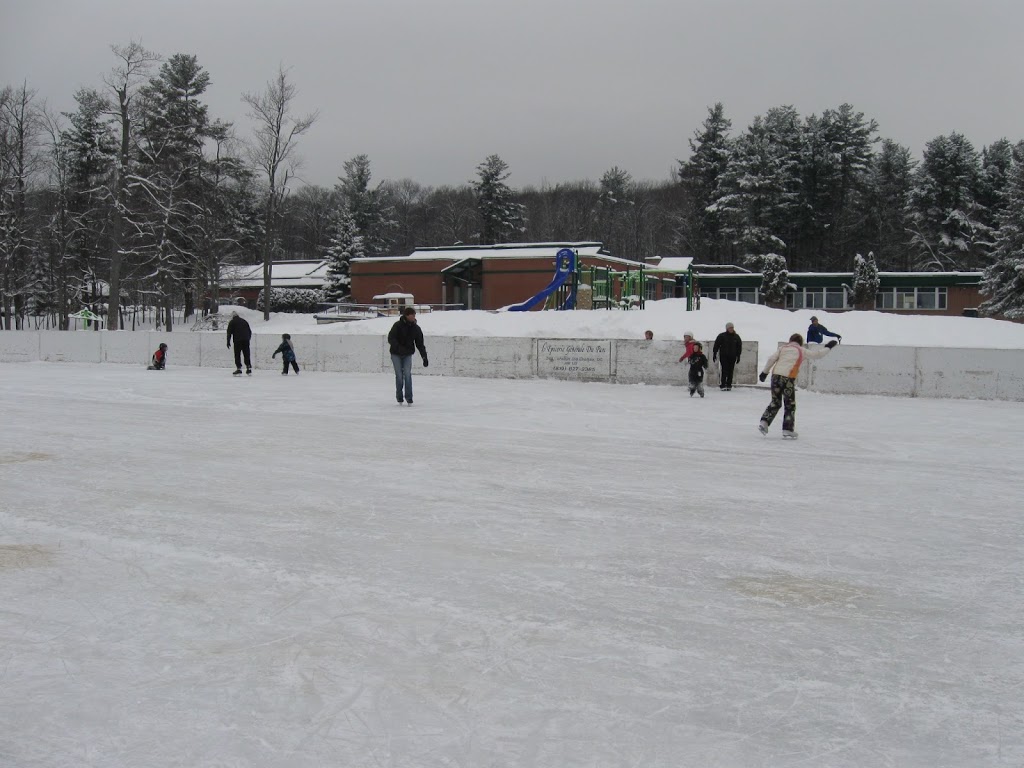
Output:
(4, 46), (1024, 330)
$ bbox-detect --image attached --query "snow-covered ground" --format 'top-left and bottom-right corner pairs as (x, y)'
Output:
(1, 363), (1021, 767)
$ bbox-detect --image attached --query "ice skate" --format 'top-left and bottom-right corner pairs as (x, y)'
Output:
(782, 429), (798, 439)
(757, 421), (769, 436)
(232, 369), (242, 376)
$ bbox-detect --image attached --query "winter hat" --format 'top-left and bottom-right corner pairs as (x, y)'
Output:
(159, 343), (167, 349)
(684, 331), (694, 338)
(693, 342), (703, 350)
(402, 306), (417, 317)
(726, 322), (734, 329)
(810, 316), (818, 323)
(282, 333), (291, 339)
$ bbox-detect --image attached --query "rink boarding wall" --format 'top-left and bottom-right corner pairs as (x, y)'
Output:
(1, 331), (1023, 400)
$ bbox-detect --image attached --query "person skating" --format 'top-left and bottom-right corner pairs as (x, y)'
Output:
(712, 322), (742, 390)
(757, 334), (838, 438)
(272, 333), (300, 375)
(687, 342), (709, 398)
(807, 316), (842, 345)
(147, 343), (168, 370)
(677, 331), (697, 362)
(387, 306), (428, 405)
(226, 311), (252, 375)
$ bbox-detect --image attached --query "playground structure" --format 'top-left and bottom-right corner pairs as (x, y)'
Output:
(507, 248), (699, 312)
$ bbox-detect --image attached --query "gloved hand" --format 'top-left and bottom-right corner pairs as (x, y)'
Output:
(272, 352), (278, 358)
(226, 341), (231, 348)
(678, 356), (684, 363)
(825, 340), (838, 349)
(422, 357), (429, 368)
(759, 372), (768, 382)
(712, 356), (717, 363)
(837, 335), (842, 343)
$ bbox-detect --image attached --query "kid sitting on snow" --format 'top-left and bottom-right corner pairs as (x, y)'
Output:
(148, 343), (168, 370)
(688, 342), (709, 397)
(272, 333), (300, 375)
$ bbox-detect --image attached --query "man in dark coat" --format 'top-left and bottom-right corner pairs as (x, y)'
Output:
(226, 311), (253, 375)
(712, 321), (742, 390)
(387, 306), (428, 404)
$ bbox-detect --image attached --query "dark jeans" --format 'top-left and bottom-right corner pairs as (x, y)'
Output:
(761, 375), (797, 431)
(281, 359), (299, 374)
(719, 356), (737, 388)
(232, 341), (251, 370)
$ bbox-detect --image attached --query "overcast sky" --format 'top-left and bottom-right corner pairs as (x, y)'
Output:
(3, 0), (1023, 190)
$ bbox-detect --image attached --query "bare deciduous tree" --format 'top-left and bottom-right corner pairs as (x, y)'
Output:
(102, 41), (160, 330)
(242, 66), (317, 320)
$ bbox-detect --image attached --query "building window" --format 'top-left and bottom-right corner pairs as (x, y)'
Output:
(875, 287), (948, 310)
(787, 286), (849, 310)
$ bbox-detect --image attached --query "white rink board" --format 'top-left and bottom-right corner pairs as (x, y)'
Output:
(916, 347), (1024, 401)
(453, 336), (534, 379)
(318, 335), (385, 373)
(40, 330), (102, 363)
(801, 345), (918, 396)
(101, 332), (154, 366)
(3, 331), (1024, 401)
(0, 331), (39, 362)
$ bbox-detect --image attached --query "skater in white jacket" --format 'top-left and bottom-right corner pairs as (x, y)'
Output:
(757, 333), (838, 438)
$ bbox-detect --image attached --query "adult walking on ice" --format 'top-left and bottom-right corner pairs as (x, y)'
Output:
(757, 334), (838, 438)
(388, 306), (428, 405)
(226, 311), (252, 375)
(713, 322), (742, 390)
(807, 316), (841, 345)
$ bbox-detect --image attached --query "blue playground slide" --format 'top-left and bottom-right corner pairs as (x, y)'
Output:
(508, 249), (577, 311)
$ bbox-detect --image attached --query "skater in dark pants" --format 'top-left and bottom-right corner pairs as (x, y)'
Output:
(226, 311), (252, 375)
(758, 334), (837, 438)
(687, 342), (709, 397)
(272, 333), (300, 375)
(387, 306), (428, 405)
(713, 322), (742, 390)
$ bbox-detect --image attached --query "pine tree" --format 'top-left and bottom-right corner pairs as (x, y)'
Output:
(323, 208), (363, 301)
(980, 142), (1024, 318)
(335, 154), (395, 256)
(851, 252), (880, 307)
(864, 139), (915, 270)
(593, 166), (634, 257)
(906, 133), (991, 271)
(745, 252), (790, 305)
(678, 103), (732, 261)
(471, 154), (526, 244)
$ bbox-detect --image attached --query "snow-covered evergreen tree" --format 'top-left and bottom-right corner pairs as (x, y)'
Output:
(471, 154), (526, 244)
(335, 154), (395, 256)
(593, 166), (634, 257)
(851, 251), (880, 307)
(322, 208), (363, 301)
(678, 102), (732, 261)
(864, 139), (915, 270)
(744, 252), (790, 305)
(980, 142), (1024, 318)
(906, 133), (991, 271)
(716, 108), (802, 259)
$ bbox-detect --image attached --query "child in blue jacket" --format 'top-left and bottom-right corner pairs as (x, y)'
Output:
(272, 334), (300, 375)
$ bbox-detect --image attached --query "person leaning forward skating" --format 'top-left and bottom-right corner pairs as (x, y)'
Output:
(757, 334), (838, 438)
(713, 322), (742, 390)
(387, 306), (428, 405)
(807, 315), (841, 345)
(226, 311), (252, 375)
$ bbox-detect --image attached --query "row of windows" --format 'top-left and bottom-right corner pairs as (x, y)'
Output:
(701, 286), (948, 310)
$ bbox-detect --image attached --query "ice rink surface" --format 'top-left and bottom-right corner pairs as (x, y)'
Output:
(1, 362), (1022, 767)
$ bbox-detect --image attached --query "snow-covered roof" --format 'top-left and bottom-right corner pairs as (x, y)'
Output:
(647, 256), (693, 272)
(221, 260), (329, 289)
(353, 242), (646, 268)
